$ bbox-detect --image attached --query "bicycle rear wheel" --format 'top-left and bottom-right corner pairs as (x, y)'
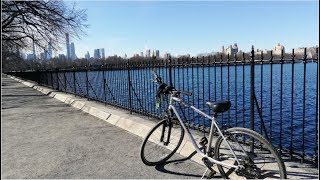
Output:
(140, 118), (184, 166)
(214, 127), (286, 179)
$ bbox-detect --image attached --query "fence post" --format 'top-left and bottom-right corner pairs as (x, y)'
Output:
(73, 67), (76, 97)
(315, 47), (319, 164)
(127, 59), (133, 114)
(279, 48), (284, 155)
(46, 69), (49, 86)
(85, 65), (89, 99)
(168, 55), (173, 87)
(250, 46), (255, 152)
(51, 70), (54, 88)
(290, 49), (295, 160)
(56, 68), (59, 90)
(102, 65), (107, 105)
(63, 70), (67, 92)
(36, 70), (40, 85)
(301, 48), (307, 163)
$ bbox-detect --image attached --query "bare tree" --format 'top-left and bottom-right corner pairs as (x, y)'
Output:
(2, 0), (87, 52)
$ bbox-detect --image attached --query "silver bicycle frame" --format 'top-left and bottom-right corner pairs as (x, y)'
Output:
(168, 96), (240, 169)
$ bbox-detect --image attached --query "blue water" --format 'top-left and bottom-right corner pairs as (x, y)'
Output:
(47, 62), (318, 157)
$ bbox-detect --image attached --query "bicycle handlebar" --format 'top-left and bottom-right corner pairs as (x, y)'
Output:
(152, 70), (192, 97)
(172, 90), (192, 96)
(151, 70), (163, 85)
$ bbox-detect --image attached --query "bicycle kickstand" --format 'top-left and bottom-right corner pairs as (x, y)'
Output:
(201, 167), (217, 179)
(201, 168), (209, 179)
(201, 157), (217, 179)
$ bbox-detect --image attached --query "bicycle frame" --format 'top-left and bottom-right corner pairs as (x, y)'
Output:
(168, 95), (240, 169)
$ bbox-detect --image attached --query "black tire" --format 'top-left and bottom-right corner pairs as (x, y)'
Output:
(140, 118), (184, 166)
(214, 127), (287, 179)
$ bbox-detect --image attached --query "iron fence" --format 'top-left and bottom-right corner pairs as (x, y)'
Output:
(7, 47), (319, 166)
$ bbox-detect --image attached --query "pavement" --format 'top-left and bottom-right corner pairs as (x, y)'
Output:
(1, 75), (207, 179)
(1, 74), (319, 179)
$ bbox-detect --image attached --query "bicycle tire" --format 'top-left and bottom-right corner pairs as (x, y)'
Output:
(140, 118), (184, 166)
(214, 127), (286, 179)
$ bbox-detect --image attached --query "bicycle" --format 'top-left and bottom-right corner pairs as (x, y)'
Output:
(140, 70), (287, 179)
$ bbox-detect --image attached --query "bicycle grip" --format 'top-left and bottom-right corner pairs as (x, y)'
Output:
(179, 90), (192, 96)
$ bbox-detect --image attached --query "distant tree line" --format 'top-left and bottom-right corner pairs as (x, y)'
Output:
(3, 50), (314, 73)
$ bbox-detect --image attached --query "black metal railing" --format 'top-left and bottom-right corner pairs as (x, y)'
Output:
(7, 47), (319, 166)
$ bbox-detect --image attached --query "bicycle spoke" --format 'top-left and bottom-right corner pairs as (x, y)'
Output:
(214, 128), (286, 179)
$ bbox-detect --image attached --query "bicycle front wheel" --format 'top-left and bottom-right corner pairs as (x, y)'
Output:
(214, 127), (286, 179)
(140, 118), (184, 166)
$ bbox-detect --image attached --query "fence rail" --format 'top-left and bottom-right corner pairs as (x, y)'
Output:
(7, 47), (319, 166)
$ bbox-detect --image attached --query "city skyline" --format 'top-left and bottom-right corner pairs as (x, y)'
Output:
(25, 41), (318, 60)
(26, 1), (318, 59)
(70, 1), (318, 58)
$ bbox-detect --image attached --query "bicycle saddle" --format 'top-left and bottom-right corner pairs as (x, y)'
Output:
(206, 101), (231, 113)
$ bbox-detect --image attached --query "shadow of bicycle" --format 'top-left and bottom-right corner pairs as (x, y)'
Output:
(154, 150), (223, 179)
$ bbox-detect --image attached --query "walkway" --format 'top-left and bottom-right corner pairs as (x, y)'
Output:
(1, 75), (318, 179)
(1, 75), (206, 179)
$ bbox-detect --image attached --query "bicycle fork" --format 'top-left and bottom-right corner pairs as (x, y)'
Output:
(160, 120), (172, 146)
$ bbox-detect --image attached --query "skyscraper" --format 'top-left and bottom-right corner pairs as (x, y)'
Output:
(70, 42), (76, 60)
(21, 53), (26, 60)
(164, 53), (171, 59)
(85, 51), (90, 60)
(27, 54), (34, 61)
(145, 49), (151, 57)
(66, 33), (70, 61)
(47, 40), (52, 60)
(94, 49), (100, 59)
(93, 48), (105, 59)
(40, 52), (46, 60)
(101, 48), (105, 59)
(222, 43), (238, 55)
(155, 50), (160, 59)
(272, 43), (285, 55)
(59, 54), (66, 60)
(32, 35), (36, 60)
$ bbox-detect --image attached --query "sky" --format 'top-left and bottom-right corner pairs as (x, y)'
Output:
(58, 0), (318, 58)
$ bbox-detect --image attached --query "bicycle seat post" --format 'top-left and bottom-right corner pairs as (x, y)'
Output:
(206, 113), (218, 154)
